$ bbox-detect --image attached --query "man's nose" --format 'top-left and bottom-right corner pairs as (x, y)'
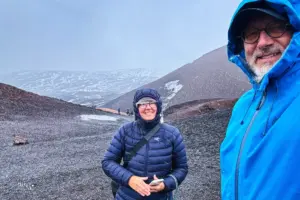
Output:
(256, 30), (274, 49)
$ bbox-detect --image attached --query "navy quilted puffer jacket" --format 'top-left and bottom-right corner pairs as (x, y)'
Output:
(102, 88), (188, 200)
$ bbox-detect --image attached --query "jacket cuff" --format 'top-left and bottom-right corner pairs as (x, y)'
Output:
(163, 176), (176, 192)
(123, 172), (134, 186)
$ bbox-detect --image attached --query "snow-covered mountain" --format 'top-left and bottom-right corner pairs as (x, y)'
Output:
(104, 46), (251, 111)
(0, 69), (162, 107)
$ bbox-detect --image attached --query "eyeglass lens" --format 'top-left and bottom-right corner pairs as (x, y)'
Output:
(242, 22), (289, 44)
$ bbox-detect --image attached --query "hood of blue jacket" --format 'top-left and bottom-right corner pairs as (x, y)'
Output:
(227, 0), (300, 90)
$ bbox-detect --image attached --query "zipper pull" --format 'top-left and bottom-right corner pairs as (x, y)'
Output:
(256, 91), (266, 110)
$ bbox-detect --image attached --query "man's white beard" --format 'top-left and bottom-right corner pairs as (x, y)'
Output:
(249, 63), (273, 83)
(246, 43), (284, 83)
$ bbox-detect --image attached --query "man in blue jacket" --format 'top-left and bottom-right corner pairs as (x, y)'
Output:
(102, 88), (188, 200)
(221, 0), (300, 199)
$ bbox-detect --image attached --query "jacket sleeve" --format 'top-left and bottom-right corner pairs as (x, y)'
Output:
(101, 125), (134, 186)
(163, 128), (188, 192)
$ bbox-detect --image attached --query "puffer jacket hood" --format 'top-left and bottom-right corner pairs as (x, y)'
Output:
(133, 88), (162, 130)
(227, 0), (300, 90)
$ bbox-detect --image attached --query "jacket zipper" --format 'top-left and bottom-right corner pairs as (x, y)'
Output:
(234, 93), (266, 200)
(145, 143), (149, 177)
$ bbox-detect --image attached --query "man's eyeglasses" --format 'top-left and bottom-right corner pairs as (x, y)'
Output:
(137, 102), (157, 109)
(240, 22), (292, 44)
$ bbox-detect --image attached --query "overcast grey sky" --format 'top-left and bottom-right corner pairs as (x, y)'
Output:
(0, 0), (240, 74)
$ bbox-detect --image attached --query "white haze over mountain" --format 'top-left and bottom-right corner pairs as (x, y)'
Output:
(0, 69), (162, 107)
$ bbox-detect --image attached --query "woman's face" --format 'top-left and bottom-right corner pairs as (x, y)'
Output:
(138, 102), (157, 121)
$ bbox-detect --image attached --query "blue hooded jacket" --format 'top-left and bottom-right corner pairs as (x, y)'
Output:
(102, 88), (188, 200)
(220, 0), (300, 199)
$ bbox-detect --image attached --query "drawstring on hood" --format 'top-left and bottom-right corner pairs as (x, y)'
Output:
(240, 91), (257, 125)
(261, 59), (298, 136)
(262, 81), (279, 136)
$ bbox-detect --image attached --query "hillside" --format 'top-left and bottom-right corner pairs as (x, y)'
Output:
(104, 46), (250, 111)
(0, 83), (101, 120)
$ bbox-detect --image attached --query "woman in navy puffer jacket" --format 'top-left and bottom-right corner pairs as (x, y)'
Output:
(102, 88), (188, 200)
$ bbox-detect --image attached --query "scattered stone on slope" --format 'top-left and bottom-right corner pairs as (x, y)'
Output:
(13, 135), (29, 146)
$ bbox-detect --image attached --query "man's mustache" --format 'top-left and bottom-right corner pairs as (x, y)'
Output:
(252, 44), (284, 60)
(247, 43), (284, 67)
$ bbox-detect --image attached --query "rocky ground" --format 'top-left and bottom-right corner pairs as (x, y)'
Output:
(168, 109), (231, 200)
(0, 108), (232, 200)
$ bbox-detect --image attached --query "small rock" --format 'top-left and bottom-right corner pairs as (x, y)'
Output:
(13, 135), (29, 146)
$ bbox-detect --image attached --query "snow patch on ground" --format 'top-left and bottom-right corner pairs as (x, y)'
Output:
(80, 115), (117, 121)
(162, 80), (183, 110)
(165, 80), (183, 100)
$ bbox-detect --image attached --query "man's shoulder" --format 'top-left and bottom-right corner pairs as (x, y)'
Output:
(234, 89), (255, 107)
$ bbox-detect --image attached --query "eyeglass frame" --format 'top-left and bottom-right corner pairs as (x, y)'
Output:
(136, 102), (157, 109)
(237, 21), (293, 44)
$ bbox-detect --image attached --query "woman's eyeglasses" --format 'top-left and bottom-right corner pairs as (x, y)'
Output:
(239, 22), (292, 44)
(137, 102), (157, 109)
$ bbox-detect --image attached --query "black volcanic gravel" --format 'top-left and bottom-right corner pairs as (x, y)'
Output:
(0, 109), (232, 200)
